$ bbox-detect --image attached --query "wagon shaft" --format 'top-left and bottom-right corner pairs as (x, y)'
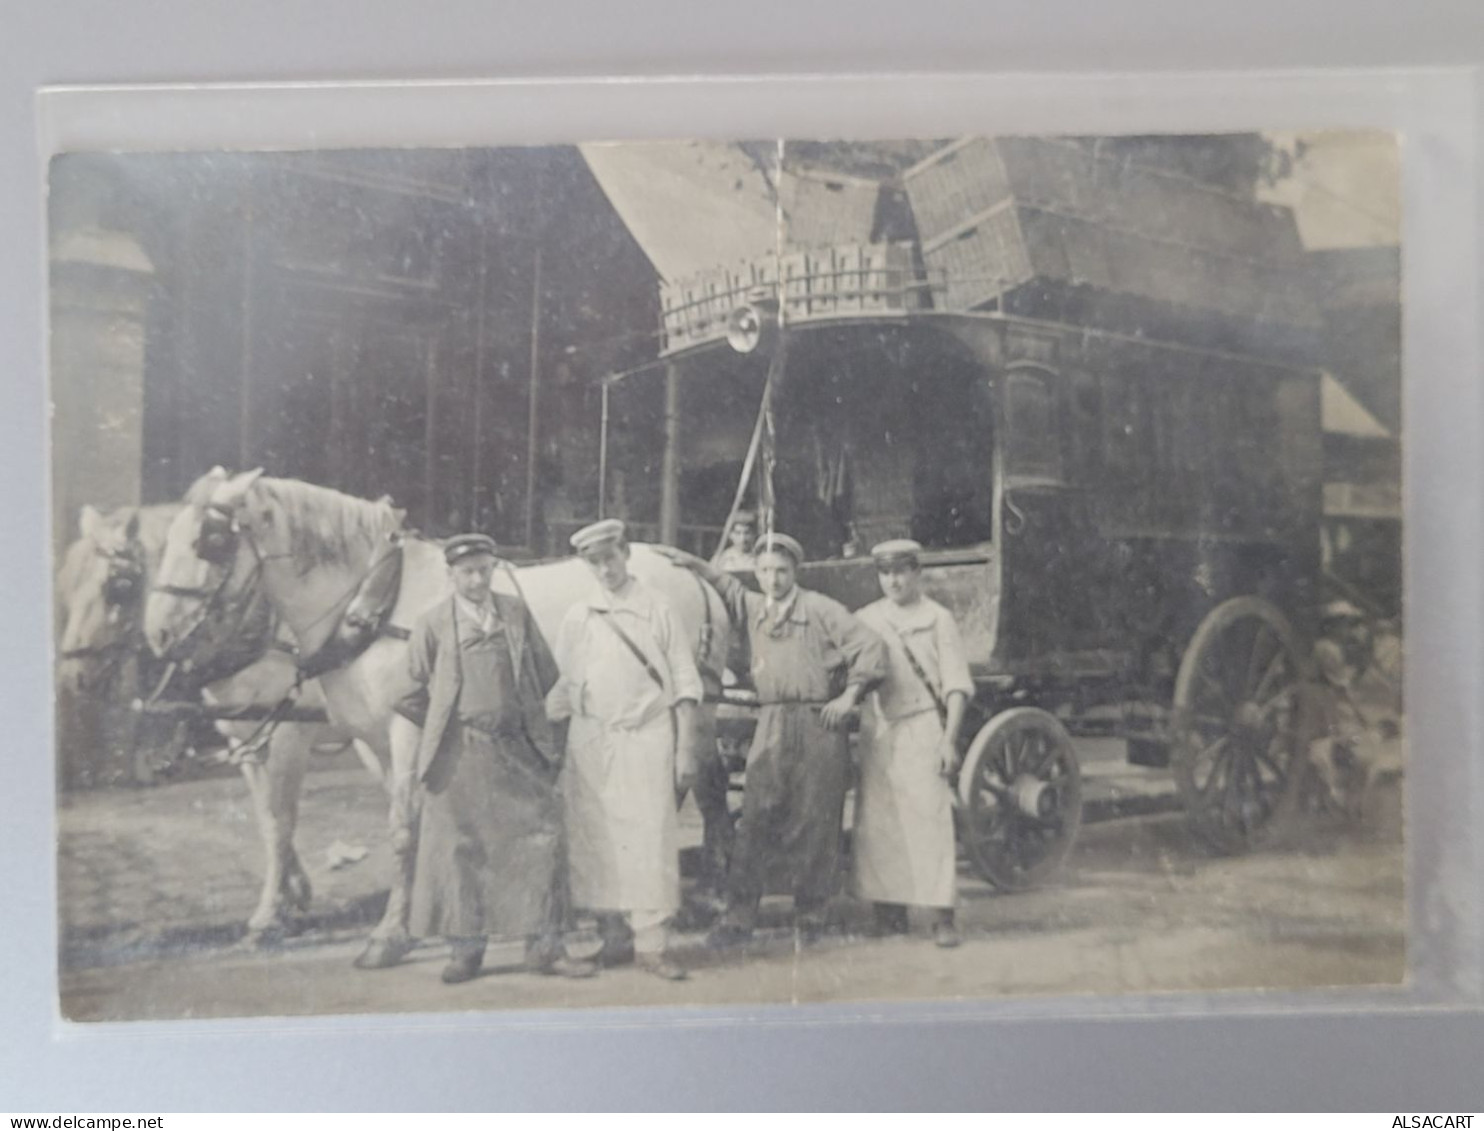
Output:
(131, 700), (331, 724)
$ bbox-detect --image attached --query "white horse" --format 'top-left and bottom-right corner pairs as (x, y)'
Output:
(143, 468), (731, 969)
(57, 502), (370, 942)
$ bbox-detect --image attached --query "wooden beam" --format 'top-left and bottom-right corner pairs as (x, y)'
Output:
(469, 228), (490, 530)
(423, 331), (440, 528)
(598, 380), (610, 520)
(659, 363), (682, 545)
(523, 246), (543, 550)
(238, 187), (256, 468)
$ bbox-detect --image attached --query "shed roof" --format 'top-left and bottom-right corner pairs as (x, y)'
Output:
(1322, 372), (1390, 438)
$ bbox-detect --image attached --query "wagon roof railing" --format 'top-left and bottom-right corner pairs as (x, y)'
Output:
(658, 243), (953, 355)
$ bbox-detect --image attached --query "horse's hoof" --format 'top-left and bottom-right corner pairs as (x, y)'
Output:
(354, 937), (412, 970)
(288, 877), (313, 913)
(244, 925), (286, 950)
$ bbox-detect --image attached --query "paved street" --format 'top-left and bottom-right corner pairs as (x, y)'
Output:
(57, 734), (1405, 1022)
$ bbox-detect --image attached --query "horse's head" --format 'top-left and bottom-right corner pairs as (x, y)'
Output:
(144, 467), (265, 660)
(146, 469), (406, 662)
(57, 505), (149, 695)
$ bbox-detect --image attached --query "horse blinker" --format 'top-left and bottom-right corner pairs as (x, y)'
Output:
(194, 504), (239, 565)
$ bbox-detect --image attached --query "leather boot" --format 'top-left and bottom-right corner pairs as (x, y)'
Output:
(526, 935), (599, 978)
(441, 939), (486, 984)
(931, 912), (961, 949)
(637, 953), (689, 981)
(869, 903), (911, 938)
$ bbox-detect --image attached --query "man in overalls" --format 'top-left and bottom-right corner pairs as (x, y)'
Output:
(661, 532), (887, 946)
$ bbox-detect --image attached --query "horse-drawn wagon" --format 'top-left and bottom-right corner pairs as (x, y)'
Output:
(649, 248), (1327, 890)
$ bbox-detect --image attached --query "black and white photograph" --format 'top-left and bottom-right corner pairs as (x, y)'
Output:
(50, 130), (1405, 1022)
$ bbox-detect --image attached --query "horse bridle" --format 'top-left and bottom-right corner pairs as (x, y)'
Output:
(194, 501), (241, 567)
(156, 497), (395, 672)
(150, 501), (273, 664)
(58, 542), (148, 662)
(102, 543), (145, 608)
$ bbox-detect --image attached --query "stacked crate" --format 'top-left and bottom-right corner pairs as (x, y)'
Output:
(903, 136), (1321, 339)
(779, 168), (882, 249)
(904, 138), (1022, 312)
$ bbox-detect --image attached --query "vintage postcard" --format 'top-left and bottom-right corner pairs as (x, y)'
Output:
(50, 131), (1404, 1021)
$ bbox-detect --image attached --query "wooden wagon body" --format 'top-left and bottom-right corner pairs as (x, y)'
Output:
(661, 303), (1325, 885)
(619, 137), (1334, 884)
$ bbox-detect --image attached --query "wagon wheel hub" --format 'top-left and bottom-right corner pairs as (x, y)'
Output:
(1011, 775), (1054, 820)
(955, 707), (1084, 892)
(1232, 699), (1267, 735)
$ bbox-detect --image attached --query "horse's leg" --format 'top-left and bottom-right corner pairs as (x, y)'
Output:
(691, 705), (734, 903)
(240, 750), (287, 940)
(355, 714), (419, 969)
(350, 738), (386, 788)
(271, 727), (313, 913)
(241, 728), (312, 942)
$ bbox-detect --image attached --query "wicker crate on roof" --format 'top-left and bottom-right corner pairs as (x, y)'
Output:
(904, 137), (1322, 359)
(779, 167), (882, 249)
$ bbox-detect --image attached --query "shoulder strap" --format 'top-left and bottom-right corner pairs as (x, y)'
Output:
(450, 598), (463, 685)
(592, 608), (667, 691)
(886, 620), (948, 724)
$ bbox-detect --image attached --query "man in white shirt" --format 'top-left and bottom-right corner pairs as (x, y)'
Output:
(548, 519), (703, 981)
(853, 539), (974, 947)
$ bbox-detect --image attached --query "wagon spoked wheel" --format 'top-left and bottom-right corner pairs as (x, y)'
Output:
(955, 707), (1083, 891)
(1172, 596), (1309, 854)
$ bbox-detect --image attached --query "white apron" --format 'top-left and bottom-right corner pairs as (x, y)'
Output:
(549, 579), (701, 916)
(563, 710), (679, 914)
(852, 705), (958, 908)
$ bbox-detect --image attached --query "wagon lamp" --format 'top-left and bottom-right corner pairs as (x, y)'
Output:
(725, 289), (780, 355)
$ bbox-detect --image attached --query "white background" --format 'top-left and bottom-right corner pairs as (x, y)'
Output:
(6, 0), (1484, 1112)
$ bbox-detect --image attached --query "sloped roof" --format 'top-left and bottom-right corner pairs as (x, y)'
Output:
(1309, 247), (1402, 434)
(579, 141), (891, 284)
(52, 226), (154, 273)
(579, 141), (782, 283)
(1322, 372), (1390, 438)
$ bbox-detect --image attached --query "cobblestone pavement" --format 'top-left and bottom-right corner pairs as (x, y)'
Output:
(57, 731), (1405, 1020)
(57, 738), (1179, 968)
(59, 780), (1404, 1020)
(59, 753), (393, 968)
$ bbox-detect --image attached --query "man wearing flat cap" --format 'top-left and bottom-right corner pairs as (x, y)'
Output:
(397, 533), (594, 984)
(547, 519), (702, 981)
(660, 531), (887, 946)
(853, 540), (973, 947)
